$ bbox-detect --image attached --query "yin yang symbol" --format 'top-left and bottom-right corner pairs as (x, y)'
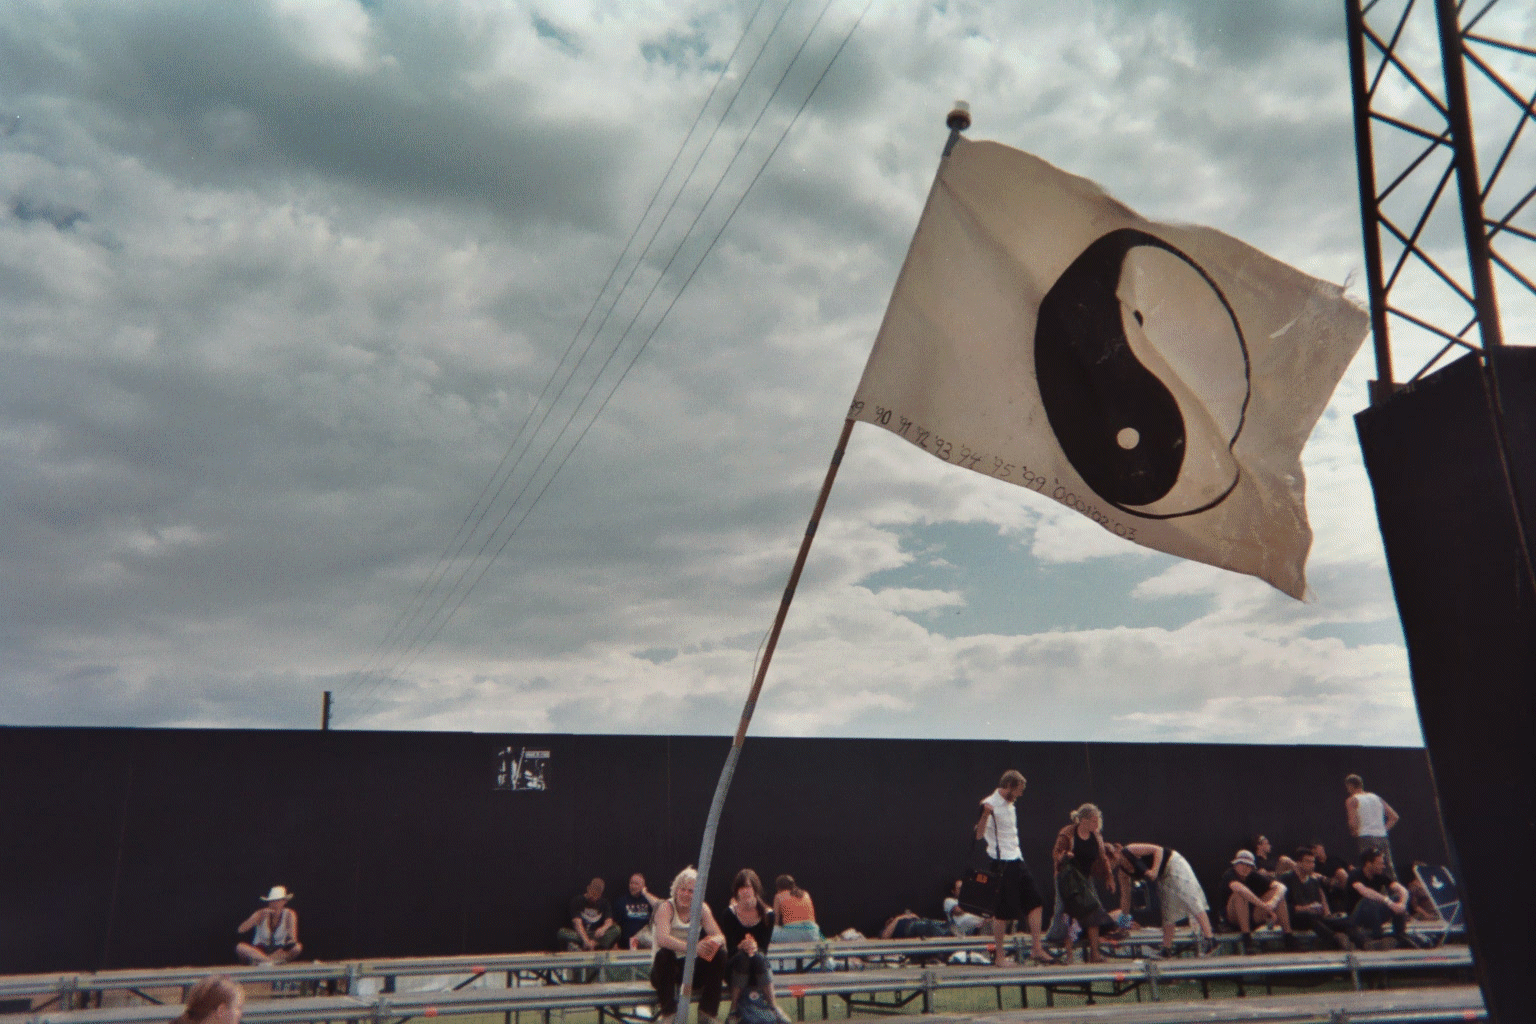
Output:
(1033, 228), (1251, 520)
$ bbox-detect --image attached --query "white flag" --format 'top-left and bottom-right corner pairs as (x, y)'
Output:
(851, 137), (1369, 599)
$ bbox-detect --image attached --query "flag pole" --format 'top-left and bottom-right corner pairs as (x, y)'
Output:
(672, 102), (971, 1024)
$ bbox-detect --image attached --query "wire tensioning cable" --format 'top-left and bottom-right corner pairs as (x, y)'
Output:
(348, 0), (871, 722)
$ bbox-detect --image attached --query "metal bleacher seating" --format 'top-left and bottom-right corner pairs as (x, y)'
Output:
(0, 930), (1476, 1024)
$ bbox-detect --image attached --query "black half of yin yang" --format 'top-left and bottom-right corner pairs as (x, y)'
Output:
(1034, 228), (1248, 520)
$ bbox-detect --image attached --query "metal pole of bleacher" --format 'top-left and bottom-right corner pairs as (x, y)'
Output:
(675, 103), (972, 1024)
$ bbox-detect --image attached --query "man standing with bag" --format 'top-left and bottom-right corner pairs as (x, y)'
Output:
(975, 770), (1053, 966)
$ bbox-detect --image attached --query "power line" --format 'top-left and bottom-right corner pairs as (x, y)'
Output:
(349, 0), (871, 722)
(334, 0), (782, 708)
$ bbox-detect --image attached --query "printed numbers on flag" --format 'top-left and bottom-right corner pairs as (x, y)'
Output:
(874, 406), (892, 425)
(897, 416), (912, 437)
(957, 447), (982, 469)
(933, 437), (953, 460)
(848, 400), (865, 416)
(992, 457), (1013, 479)
(914, 428), (930, 449)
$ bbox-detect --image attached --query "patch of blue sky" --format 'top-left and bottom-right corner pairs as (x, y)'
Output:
(1300, 619), (1407, 648)
(860, 521), (1212, 637)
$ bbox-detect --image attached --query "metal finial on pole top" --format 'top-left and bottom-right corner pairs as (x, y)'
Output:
(671, 108), (967, 1024)
(944, 100), (971, 156)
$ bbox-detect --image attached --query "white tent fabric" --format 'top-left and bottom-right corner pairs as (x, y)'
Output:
(852, 137), (1369, 599)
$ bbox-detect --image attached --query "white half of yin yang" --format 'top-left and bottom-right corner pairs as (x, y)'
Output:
(1114, 244), (1249, 519)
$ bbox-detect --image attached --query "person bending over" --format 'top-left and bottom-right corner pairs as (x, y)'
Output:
(1222, 851), (1296, 954)
(1108, 842), (1215, 957)
(236, 886), (302, 965)
(719, 869), (791, 1024)
(650, 867), (726, 1024)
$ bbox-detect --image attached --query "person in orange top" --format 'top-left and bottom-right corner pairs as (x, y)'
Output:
(770, 875), (821, 944)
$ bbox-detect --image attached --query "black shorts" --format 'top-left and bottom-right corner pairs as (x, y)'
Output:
(254, 942), (298, 953)
(996, 859), (1044, 921)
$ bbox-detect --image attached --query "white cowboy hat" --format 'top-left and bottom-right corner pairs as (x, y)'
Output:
(262, 885), (294, 902)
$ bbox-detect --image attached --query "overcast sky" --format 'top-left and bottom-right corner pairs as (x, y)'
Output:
(7, 0), (1526, 744)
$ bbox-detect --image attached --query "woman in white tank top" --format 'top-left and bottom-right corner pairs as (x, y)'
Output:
(648, 867), (727, 1024)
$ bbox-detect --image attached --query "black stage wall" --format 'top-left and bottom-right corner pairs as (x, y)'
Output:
(0, 727), (1445, 974)
(1357, 346), (1536, 1024)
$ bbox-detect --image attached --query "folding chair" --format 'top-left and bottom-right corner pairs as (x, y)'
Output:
(1413, 863), (1464, 946)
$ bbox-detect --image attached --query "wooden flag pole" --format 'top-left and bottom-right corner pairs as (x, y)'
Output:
(673, 104), (971, 1024)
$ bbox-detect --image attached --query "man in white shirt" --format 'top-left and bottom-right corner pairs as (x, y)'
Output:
(1345, 774), (1401, 880)
(974, 769), (1051, 965)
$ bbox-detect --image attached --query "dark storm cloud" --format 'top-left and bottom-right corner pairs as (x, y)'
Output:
(11, 197), (88, 231)
(0, 0), (626, 229)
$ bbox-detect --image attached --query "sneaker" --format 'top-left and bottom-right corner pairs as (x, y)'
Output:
(1196, 935), (1215, 956)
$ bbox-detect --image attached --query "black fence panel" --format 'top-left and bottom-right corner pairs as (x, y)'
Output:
(0, 727), (1442, 972)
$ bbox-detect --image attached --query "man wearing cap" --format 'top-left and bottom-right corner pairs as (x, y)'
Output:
(1221, 851), (1296, 954)
(237, 886), (303, 964)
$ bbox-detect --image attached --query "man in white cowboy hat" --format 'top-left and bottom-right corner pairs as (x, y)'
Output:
(236, 885), (304, 964)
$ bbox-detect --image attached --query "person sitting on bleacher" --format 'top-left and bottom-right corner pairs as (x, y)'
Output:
(558, 877), (621, 952)
(1221, 851), (1298, 954)
(236, 886), (303, 965)
(1278, 847), (1351, 950)
(651, 867), (726, 1024)
(1344, 848), (1412, 949)
(719, 868), (791, 1024)
(618, 873), (662, 949)
(1246, 834), (1280, 880)
(1309, 840), (1352, 901)
(943, 879), (988, 936)
(769, 875), (821, 944)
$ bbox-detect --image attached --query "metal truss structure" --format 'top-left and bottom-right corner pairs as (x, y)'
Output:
(1345, 0), (1535, 404)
